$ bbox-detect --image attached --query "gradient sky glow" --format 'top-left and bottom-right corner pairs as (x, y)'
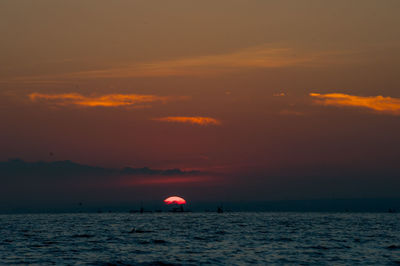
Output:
(1, 0), (400, 205)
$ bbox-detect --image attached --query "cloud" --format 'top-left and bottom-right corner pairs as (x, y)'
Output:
(0, 159), (200, 177)
(77, 47), (305, 79)
(131, 176), (212, 185)
(310, 93), (400, 115)
(10, 45), (352, 82)
(29, 93), (171, 107)
(154, 116), (221, 126)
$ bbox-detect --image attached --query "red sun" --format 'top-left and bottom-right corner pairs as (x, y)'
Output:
(164, 196), (186, 205)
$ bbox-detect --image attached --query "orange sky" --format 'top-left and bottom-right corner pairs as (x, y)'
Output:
(1, 0), (400, 201)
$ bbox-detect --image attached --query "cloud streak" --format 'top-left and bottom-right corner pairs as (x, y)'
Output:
(74, 47), (307, 79)
(131, 176), (212, 185)
(310, 93), (400, 115)
(29, 93), (171, 107)
(0, 159), (201, 178)
(10, 45), (352, 82)
(154, 116), (221, 126)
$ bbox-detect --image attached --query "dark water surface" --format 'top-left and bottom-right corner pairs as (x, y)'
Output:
(0, 212), (399, 265)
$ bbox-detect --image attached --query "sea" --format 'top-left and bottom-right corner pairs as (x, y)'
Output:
(0, 212), (399, 265)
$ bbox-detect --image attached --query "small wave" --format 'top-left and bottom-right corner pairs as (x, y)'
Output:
(29, 244), (44, 248)
(310, 245), (329, 250)
(275, 237), (293, 242)
(42, 241), (57, 245)
(100, 261), (132, 266)
(138, 261), (181, 266)
(386, 245), (400, 250)
(128, 228), (153, 234)
(138, 239), (168, 245)
(152, 239), (167, 244)
(130, 249), (151, 255)
(71, 234), (94, 238)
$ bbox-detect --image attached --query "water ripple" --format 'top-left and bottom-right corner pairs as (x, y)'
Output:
(0, 212), (399, 264)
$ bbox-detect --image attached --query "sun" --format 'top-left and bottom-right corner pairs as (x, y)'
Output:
(164, 196), (186, 205)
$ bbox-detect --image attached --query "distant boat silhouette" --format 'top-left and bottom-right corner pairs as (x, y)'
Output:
(169, 205), (191, 213)
(217, 203), (224, 213)
(130, 202), (152, 213)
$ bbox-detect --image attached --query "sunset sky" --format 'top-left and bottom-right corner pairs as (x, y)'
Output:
(1, 1), (400, 207)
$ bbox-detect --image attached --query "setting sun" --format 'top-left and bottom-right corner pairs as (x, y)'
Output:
(164, 196), (186, 205)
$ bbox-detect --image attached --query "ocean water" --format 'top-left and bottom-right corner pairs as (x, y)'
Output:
(0, 212), (399, 265)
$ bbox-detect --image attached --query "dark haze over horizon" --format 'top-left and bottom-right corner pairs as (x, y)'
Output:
(1, 159), (399, 213)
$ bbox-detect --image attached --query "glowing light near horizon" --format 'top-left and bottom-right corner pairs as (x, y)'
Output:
(164, 196), (186, 205)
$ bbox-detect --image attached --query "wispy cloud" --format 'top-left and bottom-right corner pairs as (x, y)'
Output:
(133, 176), (211, 185)
(310, 93), (400, 115)
(63, 47), (348, 79)
(10, 45), (352, 82)
(154, 116), (221, 126)
(29, 93), (171, 107)
(1, 159), (200, 177)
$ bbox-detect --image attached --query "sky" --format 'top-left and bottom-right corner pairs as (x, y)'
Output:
(1, 0), (400, 208)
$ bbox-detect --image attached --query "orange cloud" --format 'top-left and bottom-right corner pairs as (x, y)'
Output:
(66, 47), (349, 79)
(310, 93), (400, 115)
(154, 116), (221, 126)
(29, 93), (170, 107)
(9, 45), (353, 83)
